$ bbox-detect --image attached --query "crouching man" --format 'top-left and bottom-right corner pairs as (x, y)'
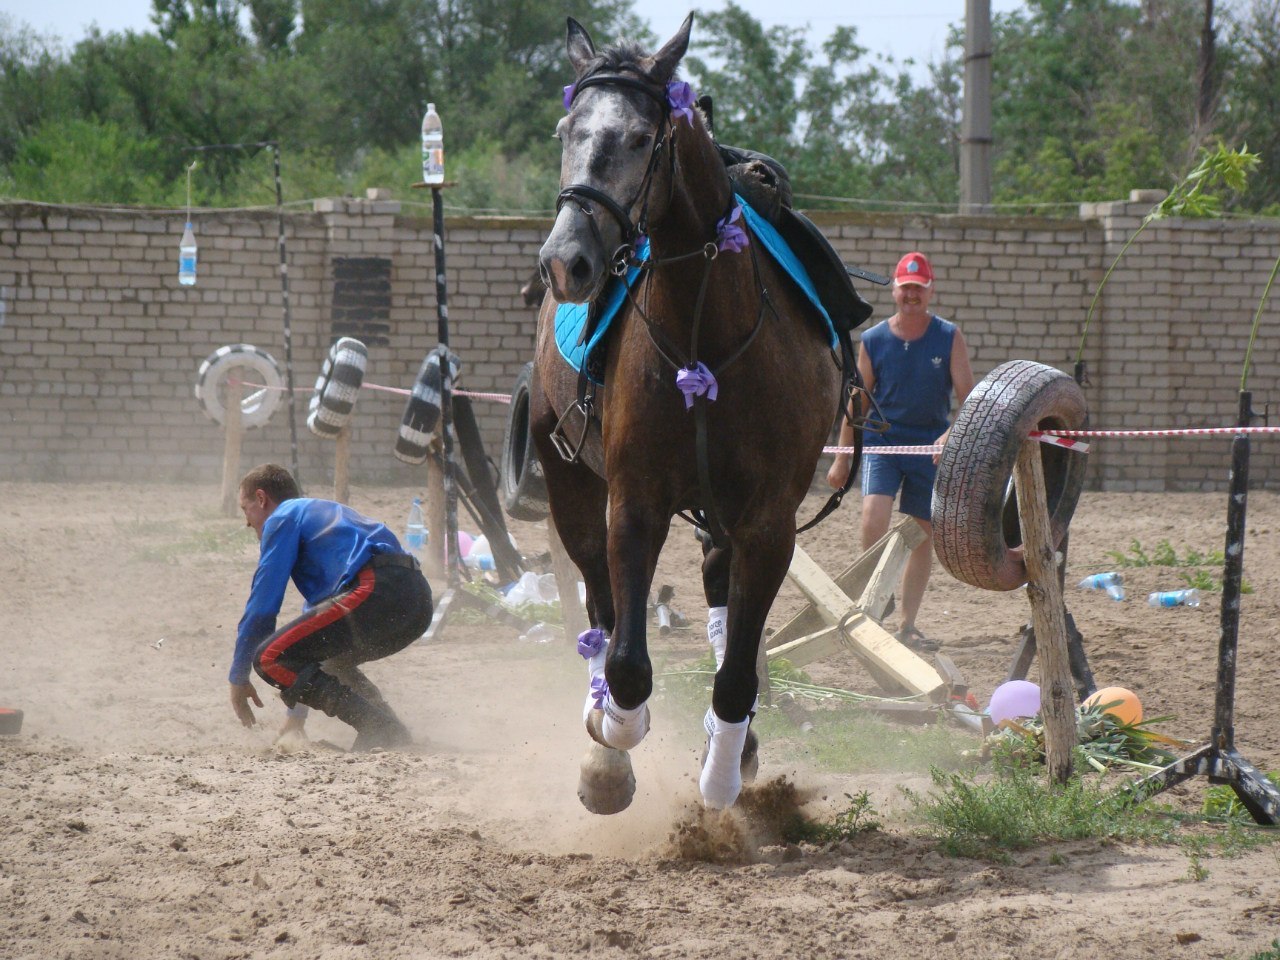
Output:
(230, 463), (432, 750)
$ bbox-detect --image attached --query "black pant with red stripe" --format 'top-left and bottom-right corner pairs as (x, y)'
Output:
(252, 554), (432, 722)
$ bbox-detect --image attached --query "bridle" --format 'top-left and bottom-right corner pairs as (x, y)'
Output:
(556, 71), (676, 276)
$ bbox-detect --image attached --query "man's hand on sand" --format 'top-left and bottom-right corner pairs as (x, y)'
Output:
(230, 682), (263, 727)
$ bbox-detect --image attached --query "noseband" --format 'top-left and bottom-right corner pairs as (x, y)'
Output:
(556, 73), (674, 274)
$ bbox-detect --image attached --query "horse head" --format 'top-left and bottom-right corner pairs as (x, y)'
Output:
(538, 15), (693, 304)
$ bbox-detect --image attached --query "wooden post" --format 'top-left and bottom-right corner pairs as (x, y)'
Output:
(219, 372), (245, 517)
(423, 438), (447, 581)
(332, 422), (352, 504)
(547, 517), (587, 644)
(1013, 439), (1077, 784)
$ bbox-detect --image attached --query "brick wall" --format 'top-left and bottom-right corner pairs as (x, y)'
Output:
(2, 194), (1277, 491)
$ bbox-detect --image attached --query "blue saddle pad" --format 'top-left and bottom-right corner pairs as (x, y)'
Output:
(554, 198), (838, 383)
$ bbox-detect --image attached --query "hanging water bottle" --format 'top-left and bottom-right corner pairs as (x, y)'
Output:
(179, 160), (198, 286)
(178, 222), (197, 286)
(421, 102), (444, 185)
(1077, 571), (1125, 601)
(404, 497), (427, 558)
(1148, 588), (1201, 608)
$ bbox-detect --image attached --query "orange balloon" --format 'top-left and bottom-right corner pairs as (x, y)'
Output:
(1083, 686), (1143, 726)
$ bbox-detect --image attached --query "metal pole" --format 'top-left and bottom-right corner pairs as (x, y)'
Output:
(432, 186), (462, 586)
(960, 0), (993, 214)
(271, 143), (301, 488)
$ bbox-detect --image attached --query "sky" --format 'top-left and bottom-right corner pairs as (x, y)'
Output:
(5, 0), (1025, 75)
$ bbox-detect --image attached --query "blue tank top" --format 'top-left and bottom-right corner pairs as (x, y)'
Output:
(861, 315), (956, 445)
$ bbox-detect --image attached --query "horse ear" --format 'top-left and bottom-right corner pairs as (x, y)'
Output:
(566, 17), (596, 75)
(651, 13), (693, 82)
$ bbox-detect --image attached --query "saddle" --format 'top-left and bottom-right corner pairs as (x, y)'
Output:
(717, 143), (875, 337)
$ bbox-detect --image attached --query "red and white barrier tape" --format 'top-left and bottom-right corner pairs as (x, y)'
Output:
(230, 378), (510, 403)
(225, 377), (1276, 450)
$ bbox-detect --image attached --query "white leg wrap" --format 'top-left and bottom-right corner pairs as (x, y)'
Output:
(601, 694), (650, 750)
(706, 606), (727, 669)
(699, 711), (750, 809)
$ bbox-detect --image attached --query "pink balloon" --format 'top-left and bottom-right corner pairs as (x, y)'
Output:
(986, 680), (1041, 726)
(456, 531), (474, 556)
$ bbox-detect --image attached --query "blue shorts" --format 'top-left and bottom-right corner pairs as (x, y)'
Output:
(861, 451), (936, 520)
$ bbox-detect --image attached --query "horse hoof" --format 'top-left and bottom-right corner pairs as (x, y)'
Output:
(700, 727), (760, 783)
(578, 742), (636, 815)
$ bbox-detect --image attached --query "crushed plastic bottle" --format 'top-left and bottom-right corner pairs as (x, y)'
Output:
(1148, 588), (1201, 608)
(1078, 571), (1125, 601)
(518, 622), (558, 644)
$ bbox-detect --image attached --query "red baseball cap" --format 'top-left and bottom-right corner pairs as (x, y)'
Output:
(894, 251), (933, 288)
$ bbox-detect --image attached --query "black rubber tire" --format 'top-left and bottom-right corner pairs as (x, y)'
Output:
(395, 349), (461, 464)
(499, 362), (550, 521)
(932, 359), (1088, 592)
(307, 337), (367, 438)
(0, 707), (23, 736)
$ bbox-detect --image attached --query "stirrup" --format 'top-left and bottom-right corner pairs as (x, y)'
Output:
(550, 396), (595, 463)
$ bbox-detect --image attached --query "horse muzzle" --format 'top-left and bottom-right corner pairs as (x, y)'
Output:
(538, 211), (612, 304)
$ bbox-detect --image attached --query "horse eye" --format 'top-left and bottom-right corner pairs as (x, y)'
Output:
(630, 133), (651, 151)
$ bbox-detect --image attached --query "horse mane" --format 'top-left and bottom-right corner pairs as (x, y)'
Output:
(582, 39), (681, 84)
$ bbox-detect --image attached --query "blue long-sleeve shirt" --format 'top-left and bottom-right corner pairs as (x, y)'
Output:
(230, 498), (405, 684)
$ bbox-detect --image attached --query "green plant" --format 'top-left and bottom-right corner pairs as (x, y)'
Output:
(1203, 773), (1280, 821)
(1076, 143), (1259, 365)
(1245, 939), (1280, 960)
(810, 791), (882, 843)
(905, 761), (1173, 860)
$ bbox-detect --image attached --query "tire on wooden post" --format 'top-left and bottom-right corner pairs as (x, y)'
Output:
(308, 337), (367, 439)
(932, 359), (1088, 592)
(395, 349), (461, 464)
(194, 344), (283, 429)
(499, 362), (550, 521)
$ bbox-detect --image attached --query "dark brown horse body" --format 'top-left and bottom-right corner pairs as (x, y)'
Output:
(532, 15), (841, 811)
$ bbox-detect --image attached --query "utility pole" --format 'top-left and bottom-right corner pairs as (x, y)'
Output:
(960, 0), (993, 215)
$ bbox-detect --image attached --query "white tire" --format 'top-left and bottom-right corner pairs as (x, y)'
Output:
(308, 337), (368, 439)
(395, 349), (462, 464)
(194, 344), (283, 429)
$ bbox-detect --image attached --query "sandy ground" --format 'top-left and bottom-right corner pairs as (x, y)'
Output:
(2, 481), (1279, 959)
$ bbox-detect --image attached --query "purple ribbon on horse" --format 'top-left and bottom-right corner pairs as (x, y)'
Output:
(665, 81), (695, 124)
(577, 627), (606, 658)
(715, 203), (749, 254)
(588, 676), (610, 710)
(675, 362), (718, 409)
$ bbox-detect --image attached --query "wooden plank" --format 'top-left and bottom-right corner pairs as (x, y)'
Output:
(857, 524), (918, 622)
(423, 438), (447, 581)
(547, 516), (587, 645)
(785, 547), (857, 625)
(770, 515), (924, 650)
(219, 372), (245, 518)
(332, 422), (352, 504)
(1014, 438), (1077, 784)
(767, 614), (947, 700)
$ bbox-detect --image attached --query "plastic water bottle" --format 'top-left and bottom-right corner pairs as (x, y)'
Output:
(178, 222), (197, 286)
(1078, 571), (1125, 601)
(421, 103), (444, 185)
(1148, 588), (1201, 608)
(404, 498), (426, 558)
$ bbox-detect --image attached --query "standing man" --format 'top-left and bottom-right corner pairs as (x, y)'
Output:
(827, 251), (974, 652)
(231, 463), (433, 750)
